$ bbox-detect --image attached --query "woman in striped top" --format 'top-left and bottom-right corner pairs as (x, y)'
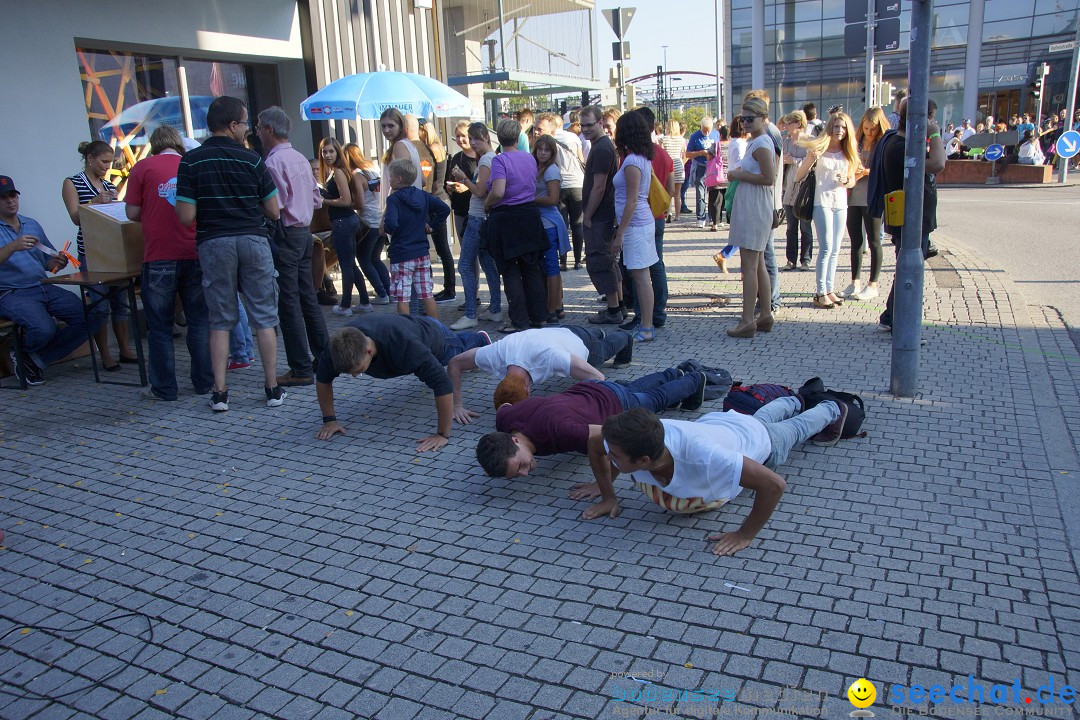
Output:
(61, 140), (135, 370)
(660, 119), (686, 221)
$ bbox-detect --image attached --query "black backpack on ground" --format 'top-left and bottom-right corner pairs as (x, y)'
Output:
(798, 377), (867, 439)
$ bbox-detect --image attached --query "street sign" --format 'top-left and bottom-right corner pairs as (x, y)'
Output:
(1050, 41), (1078, 53)
(845, 0), (901, 24)
(602, 7), (636, 39)
(1057, 130), (1080, 159)
(845, 18), (900, 56)
(964, 130), (1018, 149)
(984, 144), (1005, 161)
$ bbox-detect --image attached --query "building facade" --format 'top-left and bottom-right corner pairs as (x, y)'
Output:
(727, 0), (1079, 128)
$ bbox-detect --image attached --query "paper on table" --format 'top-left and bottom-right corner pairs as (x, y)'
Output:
(87, 202), (131, 223)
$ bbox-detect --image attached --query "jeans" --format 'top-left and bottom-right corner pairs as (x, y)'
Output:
(0, 285), (106, 368)
(331, 213), (368, 308)
(629, 218), (669, 327)
(273, 225), (329, 378)
(813, 205), (846, 295)
(598, 367), (701, 413)
(356, 225), (390, 298)
(846, 206), (882, 282)
(430, 217), (455, 294)
(499, 249), (547, 329)
(687, 162), (708, 221)
(78, 251), (130, 321)
(764, 233), (781, 309)
(459, 216), (502, 318)
(560, 186), (584, 264)
(783, 204), (813, 265)
(141, 260), (213, 399)
(754, 396), (840, 469)
(424, 316), (491, 365)
(563, 325), (632, 366)
(230, 295), (253, 361)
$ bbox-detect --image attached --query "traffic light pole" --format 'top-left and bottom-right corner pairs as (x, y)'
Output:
(891, 0), (933, 398)
(865, 0), (876, 110)
(1060, 18), (1080, 184)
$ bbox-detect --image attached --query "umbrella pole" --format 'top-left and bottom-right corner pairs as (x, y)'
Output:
(177, 64), (196, 139)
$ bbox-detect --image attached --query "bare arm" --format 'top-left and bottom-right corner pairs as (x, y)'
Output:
(568, 354), (604, 381)
(315, 380), (345, 440)
(447, 349), (481, 424)
(707, 458), (786, 556)
(392, 141), (412, 161)
(350, 171), (366, 213)
(416, 394), (454, 453)
(794, 150), (817, 183)
(176, 200), (196, 226)
(125, 204), (141, 221)
(484, 178), (506, 212)
(581, 425), (621, 519)
(261, 194), (280, 221)
(925, 121), (947, 175)
(614, 164), (642, 243)
(582, 172), (609, 226)
(61, 179), (82, 225)
(325, 168), (352, 209)
(535, 178), (561, 208)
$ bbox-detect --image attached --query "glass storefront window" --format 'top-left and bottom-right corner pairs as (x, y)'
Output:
(732, 7), (753, 28)
(821, 0), (844, 19)
(982, 17), (1035, 41)
(1033, 12), (1078, 35)
(822, 18), (846, 57)
(984, 0), (1036, 22)
(932, 5), (968, 47)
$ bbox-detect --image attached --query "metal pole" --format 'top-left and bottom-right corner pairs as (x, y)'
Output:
(617, 61), (626, 111)
(866, 0), (876, 110)
(176, 62), (195, 139)
(891, 0), (933, 398)
(715, 0), (724, 120)
(1036, 66), (1046, 132)
(1060, 21), (1080, 183)
(497, 0), (507, 70)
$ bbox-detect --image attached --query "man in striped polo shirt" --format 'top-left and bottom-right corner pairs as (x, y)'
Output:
(175, 96), (284, 412)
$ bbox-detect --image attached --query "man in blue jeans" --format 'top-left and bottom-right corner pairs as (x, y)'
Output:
(125, 126), (213, 400)
(684, 117), (720, 227)
(0, 177), (105, 385)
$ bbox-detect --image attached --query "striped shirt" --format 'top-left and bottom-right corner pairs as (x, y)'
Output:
(67, 171), (116, 257)
(175, 136), (278, 244)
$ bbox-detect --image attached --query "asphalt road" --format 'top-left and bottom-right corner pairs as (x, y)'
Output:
(934, 182), (1080, 348)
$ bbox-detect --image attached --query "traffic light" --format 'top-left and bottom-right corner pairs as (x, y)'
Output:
(860, 85), (867, 106)
(1030, 81), (1041, 99)
(560, 100), (568, 116)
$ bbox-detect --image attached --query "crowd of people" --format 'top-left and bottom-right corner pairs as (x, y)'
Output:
(941, 106), (1080, 167)
(2, 86), (966, 555)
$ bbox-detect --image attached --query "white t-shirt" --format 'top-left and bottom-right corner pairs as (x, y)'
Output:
(473, 327), (587, 384)
(468, 152), (497, 218)
(814, 150), (850, 210)
(627, 412), (771, 502)
(960, 126), (976, 142)
(553, 129), (584, 189)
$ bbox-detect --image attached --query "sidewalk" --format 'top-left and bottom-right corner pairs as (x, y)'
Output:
(1, 219), (1078, 720)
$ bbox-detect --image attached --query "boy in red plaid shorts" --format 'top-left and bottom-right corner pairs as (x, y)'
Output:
(384, 159), (451, 318)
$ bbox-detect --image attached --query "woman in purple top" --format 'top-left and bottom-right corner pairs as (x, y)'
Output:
(613, 112), (658, 343)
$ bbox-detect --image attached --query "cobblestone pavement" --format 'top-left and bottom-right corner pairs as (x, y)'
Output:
(2, 217), (1078, 720)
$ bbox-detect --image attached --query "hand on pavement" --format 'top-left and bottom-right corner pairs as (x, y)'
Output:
(453, 406), (479, 425)
(316, 421), (346, 440)
(581, 498), (620, 520)
(707, 529), (753, 556)
(416, 434), (449, 452)
(569, 482), (601, 501)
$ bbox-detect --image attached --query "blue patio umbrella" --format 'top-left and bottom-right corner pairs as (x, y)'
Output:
(300, 70), (473, 121)
(98, 95), (215, 143)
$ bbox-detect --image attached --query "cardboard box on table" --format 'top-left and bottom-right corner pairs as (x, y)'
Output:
(78, 202), (143, 274)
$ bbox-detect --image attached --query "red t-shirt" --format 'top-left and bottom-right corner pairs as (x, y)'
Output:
(125, 151), (198, 262)
(650, 143), (674, 219)
(495, 382), (622, 455)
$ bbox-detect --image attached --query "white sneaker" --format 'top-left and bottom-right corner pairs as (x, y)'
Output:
(450, 315), (479, 330)
(331, 305), (353, 317)
(841, 282), (859, 298)
(355, 303), (374, 313)
(372, 295), (390, 305)
(698, 219), (707, 228)
(480, 309), (503, 322)
(855, 285), (879, 300)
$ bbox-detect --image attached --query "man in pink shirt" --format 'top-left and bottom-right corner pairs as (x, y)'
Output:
(257, 106), (328, 387)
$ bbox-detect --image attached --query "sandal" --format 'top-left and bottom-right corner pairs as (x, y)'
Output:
(812, 295), (835, 309)
(499, 324), (524, 334)
(103, 362), (122, 372)
(713, 252), (728, 273)
(119, 355), (139, 364)
(632, 328), (655, 342)
(827, 293), (844, 305)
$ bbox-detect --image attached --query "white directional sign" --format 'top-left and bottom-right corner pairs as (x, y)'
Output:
(1049, 41), (1078, 53)
(1057, 131), (1080, 160)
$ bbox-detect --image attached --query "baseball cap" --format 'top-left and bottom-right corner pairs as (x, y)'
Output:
(0, 176), (18, 196)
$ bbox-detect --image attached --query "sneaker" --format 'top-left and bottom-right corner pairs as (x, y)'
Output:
(10, 352), (44, 386)
(812, 400), (848, 447)
(680, 372), (708, 411)
(372, 295), (391, 305)
(332, 305), (353, 317)
(434, 290), (457, 304)
(210, 390), (229, 412)
(611, 335), (634, 369)
(618, 316), (641, 331)
(477, 330), (492, 346)
(800, 261), (811, 271)
(781, 261), (797, 271)
(277, 371), (314, 387)
(588, 308), (623, 325)
(227, 359), (250, 371)
(854, 285), (879, 300)
(698, 219), (707, 228)
(354, 303), (374, 313)
(450, 315), (479, 330)
(840, 282), (860, 298)
(878, 322), (892, 332)
(480, 308), (503, 322)
(139, 388), (174, 401)
(265, 385), (287, 408)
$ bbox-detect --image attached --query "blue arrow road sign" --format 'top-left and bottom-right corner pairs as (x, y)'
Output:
(984, 144), (1005, 161)
(1057, 130), (1080, 160)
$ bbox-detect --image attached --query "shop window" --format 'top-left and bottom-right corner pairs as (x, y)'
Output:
(982, 17), (1035, 42)
(932, 5), (968, 47)
(984, 0), (1036, 22)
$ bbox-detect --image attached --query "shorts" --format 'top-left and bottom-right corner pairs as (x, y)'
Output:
(621, 223), (659, 270)
(198, 234), (279, 331)
(390, 256), (434, 303)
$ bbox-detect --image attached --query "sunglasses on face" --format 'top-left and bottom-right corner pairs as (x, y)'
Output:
(739, 115), (761, 124)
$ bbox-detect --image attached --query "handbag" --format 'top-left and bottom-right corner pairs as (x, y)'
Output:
(723, 179), (739, 218)
(772, 207), (786, 230)
(647, 171), (671, 217)
(793, 161), (817, 222)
